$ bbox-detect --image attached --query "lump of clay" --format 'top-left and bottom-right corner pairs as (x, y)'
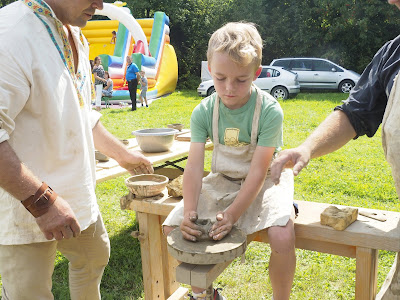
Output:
(167, 175), (183, 197)
(320, 205), (358, 231)
(195, 218), (214, 241)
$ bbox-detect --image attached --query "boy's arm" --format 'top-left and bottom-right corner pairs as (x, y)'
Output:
(180, 142), (206, 241)
(210, 145), (275, 240)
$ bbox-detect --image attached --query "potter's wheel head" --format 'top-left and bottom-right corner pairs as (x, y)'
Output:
(167, 226), (247, 264)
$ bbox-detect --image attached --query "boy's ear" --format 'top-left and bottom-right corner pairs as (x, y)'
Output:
(208, 64), (211, 72)
(254, 66), (262, 80)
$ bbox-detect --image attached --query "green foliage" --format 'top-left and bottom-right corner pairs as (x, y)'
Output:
(3, 1), (399, 87)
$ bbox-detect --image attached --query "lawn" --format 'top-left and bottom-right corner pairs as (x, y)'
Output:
(1, 90), (398, 299)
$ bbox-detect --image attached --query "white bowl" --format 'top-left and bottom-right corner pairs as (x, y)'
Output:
(132, 128), (179, 153)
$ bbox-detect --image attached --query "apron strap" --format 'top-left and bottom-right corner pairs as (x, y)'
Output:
(250, 85), (263, 146)
(212, 94), (220, 146)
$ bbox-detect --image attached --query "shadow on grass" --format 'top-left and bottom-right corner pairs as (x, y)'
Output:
(52, 224), (144, 300)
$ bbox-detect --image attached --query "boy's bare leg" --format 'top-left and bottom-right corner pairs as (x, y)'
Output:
(268, 218), (296, 300)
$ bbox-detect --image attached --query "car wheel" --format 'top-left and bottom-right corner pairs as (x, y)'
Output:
(271, 86), (288, 100)
(339, 80), (355, 93)
(207, 86), (215, 96)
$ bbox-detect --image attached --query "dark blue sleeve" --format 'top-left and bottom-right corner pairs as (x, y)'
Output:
(335, 35), (400, 138)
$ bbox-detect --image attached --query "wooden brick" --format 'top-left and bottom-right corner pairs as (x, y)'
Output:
(320, 205), (358, 231)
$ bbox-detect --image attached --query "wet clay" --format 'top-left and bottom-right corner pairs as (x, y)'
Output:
(195, 219), (214, 241)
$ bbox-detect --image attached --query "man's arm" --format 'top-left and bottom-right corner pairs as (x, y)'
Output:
(270, 110), (357, 183)
(92, 121), (153, 174)
(0, 141), (81, 240)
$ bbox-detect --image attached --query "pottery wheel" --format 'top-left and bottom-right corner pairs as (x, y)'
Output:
(167, 226), (247, 264)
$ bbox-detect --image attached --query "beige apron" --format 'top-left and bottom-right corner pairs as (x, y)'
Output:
(163, 87), (294, 235)
(378, 72), (400, 299)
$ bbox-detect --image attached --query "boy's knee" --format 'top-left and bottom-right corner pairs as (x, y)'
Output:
(163, 225), (174, 236)
(268, 224), (295, 255)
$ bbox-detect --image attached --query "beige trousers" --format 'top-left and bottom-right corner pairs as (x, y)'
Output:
(0, 214), (110, 300)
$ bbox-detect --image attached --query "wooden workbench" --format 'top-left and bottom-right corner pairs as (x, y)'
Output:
(121, 190), (400, 300)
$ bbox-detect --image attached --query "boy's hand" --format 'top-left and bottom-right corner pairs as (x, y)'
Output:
(209, 211), (235, 240)
(180, 211), (202, 242)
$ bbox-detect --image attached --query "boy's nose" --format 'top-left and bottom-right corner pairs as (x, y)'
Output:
(92, 1), (104, 10)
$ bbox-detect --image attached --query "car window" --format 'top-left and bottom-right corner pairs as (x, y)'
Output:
(259, 68), (280, 78)
(290, 59), (312, 71)
(313, 60), (335, 71)
(272, 60), (290, 68)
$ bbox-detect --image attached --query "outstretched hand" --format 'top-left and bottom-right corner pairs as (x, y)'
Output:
(270, 146), (311, 184)
(35, 196), (81, 240)
(209, 211), (235, 241)
(119, 149), (154, 175)
(180, 211), (201, 242)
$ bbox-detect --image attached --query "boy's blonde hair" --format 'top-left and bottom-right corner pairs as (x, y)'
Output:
(207, 22), (263, 69)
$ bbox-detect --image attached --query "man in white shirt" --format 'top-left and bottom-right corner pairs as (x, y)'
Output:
(0, 0), (153, 299)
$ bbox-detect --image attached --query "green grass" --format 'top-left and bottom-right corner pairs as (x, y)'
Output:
(1, 91), (398, 299)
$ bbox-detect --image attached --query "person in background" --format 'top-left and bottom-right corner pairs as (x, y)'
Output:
(93, 56), (107, 111)
(163, 22), (296, 300)
(110, 30), (116, 44)
(270, 0), (400, 298)
(0, 0), (153, 299)
(125, 55), (142, 111)
(102, 71), (113, 97)
(139, 70), (148, 107)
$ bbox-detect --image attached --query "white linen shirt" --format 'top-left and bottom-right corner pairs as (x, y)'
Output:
(0, 2), (101, 245)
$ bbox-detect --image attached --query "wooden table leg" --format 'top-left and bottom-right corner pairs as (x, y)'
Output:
(355, 247), (378, 300)
(160, 216), (181, 297)
(137, 212), (167, 300)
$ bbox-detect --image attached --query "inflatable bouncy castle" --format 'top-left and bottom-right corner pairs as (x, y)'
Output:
(82, 3), (178, 100)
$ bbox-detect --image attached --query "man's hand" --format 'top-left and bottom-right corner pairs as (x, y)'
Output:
(35, 196), (81, 240)
(180, 211), (201, 242)
(270, 146), (311, 184)
(209, 211), (235, 241)
(119, 149), (154, 175)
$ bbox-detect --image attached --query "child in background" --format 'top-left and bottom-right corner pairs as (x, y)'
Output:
(163, 22), (296, 300)
(110, 30), (116, 44)
(102, 71), (113, 97)
(139, 70), (148, 107)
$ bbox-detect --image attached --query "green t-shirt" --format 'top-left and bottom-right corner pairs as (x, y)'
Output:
(190, 87), (284, 148)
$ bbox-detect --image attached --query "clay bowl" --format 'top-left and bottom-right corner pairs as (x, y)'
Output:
(132, 128), (179, 153)
(167, 123), (184, 131)
(125, 174), (169, 198)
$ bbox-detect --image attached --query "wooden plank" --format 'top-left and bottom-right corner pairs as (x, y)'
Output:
(175, 131), (191, 142)
(166, 287), (189, 300)
(248, 225), (356, 258)
(190, 261), (232, 289)
(355, 247), (378, 300)
(176, 263), (197, 285)
(160, 215), (181, 297)
(147, 214), (166, 299)
(136, 212), (153, 300)
(123, 191), (181, 216)
(294, 200), (400, 252)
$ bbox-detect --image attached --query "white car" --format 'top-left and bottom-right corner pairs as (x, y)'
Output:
(197, 66), (300, 100)
(270, 57), (361, 93)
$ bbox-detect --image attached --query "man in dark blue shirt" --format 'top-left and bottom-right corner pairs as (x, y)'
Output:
(271, 1), (400, 298)
(125, 56), (142, 111)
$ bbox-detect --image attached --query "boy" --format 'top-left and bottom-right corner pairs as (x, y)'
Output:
(163, 22), (296, 300)
(139, 70), (149, 107)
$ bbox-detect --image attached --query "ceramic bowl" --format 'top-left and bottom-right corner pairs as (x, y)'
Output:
(167, 123), (184, 131)
(125, 174), (169, 197)
(132, 128), (179, 153)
